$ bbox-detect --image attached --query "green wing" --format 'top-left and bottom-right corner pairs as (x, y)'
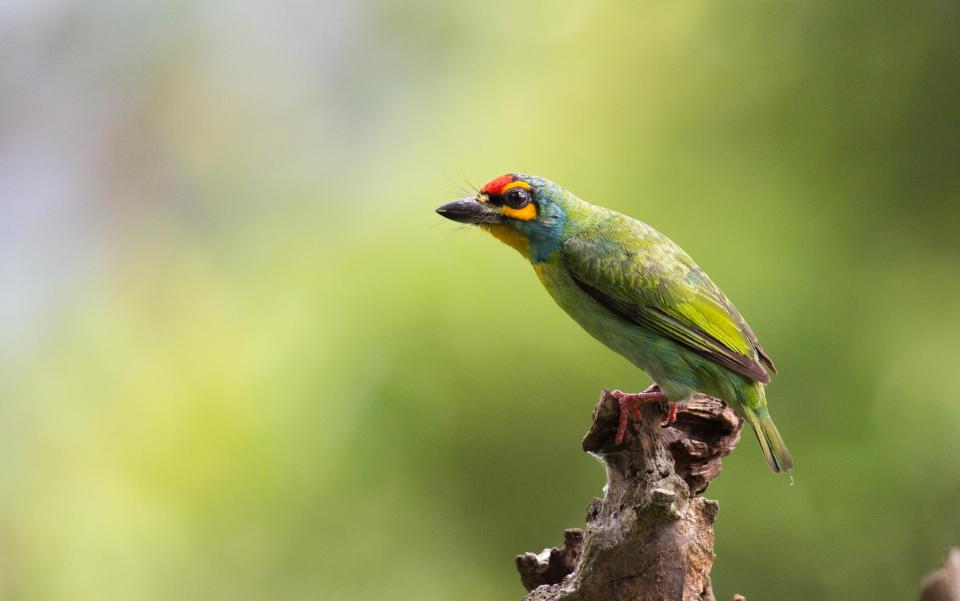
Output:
(563, 214), (776, 384)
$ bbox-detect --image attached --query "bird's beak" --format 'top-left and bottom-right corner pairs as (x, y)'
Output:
(435, 196), (503, 224)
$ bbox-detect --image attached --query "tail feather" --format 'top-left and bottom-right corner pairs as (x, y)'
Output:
(743, 408), (794, 473)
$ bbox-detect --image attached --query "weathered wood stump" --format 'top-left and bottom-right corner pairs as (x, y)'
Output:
(516, 390), (742, 601)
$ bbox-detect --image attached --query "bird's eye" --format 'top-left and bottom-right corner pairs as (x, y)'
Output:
(505, 188), (531, 209)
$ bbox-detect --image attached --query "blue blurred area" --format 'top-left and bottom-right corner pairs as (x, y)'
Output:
(1, 1), (959, 599)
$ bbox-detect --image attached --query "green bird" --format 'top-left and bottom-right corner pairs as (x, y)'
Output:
(436, 173), (793, 472)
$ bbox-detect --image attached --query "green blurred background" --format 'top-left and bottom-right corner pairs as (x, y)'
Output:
(2, 1), (959, 599)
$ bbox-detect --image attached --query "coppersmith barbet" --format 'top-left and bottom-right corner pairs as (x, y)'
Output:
(436, 173), (793, 472)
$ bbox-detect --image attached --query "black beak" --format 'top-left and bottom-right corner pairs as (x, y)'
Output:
(435, 197), (503, 224)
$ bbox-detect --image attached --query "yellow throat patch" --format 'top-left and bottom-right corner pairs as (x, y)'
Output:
(480, 223), (530, 256)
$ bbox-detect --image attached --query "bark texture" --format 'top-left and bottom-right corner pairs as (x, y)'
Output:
(516, 390), (742, 601)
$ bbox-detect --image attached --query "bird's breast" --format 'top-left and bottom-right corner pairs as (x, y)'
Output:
(532, 258), (652, 366)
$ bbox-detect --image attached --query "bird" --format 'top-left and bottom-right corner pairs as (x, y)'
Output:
(436, 173), (793, 472)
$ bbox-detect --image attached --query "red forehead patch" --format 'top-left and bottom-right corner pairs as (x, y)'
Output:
(480, 174), (514, 196)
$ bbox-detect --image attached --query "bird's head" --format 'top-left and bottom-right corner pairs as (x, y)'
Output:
(436, 173), (569, 262)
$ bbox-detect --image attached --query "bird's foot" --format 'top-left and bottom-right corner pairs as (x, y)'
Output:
(662, 402), (678, 427)
(609, 385), (669, 445)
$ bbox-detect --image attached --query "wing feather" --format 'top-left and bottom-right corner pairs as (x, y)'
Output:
(563, 215), (774, 384)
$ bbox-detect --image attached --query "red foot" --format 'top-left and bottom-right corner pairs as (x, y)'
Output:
(662, 402), (678, 427)
(609, 385), (668, 445)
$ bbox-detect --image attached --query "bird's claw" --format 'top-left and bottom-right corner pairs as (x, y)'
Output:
(609, 387), (669, 445)
(661, 402), (678, 427)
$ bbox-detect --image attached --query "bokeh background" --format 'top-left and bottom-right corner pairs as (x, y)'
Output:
(2, 1), (959, 599)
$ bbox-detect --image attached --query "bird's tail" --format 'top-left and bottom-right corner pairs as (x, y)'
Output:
(739, 386), (794, 473)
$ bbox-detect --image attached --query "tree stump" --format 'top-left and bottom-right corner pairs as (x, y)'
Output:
(516, 390), (742, 601)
